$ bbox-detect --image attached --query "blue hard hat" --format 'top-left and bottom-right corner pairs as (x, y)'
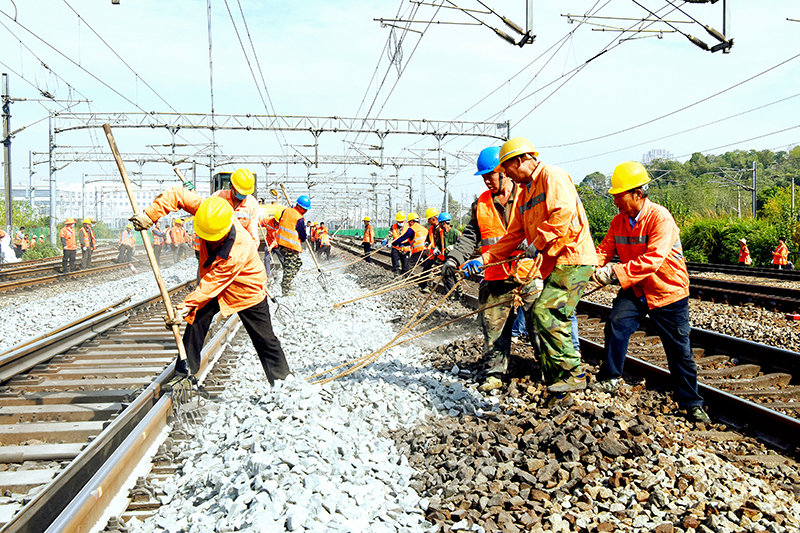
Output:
(474, 146), (501, 176)
(438, 212), (452, 223)
(296, 195), (311, 210)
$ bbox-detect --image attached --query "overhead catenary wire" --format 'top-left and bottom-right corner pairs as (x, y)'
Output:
(674, 123), (800, 160)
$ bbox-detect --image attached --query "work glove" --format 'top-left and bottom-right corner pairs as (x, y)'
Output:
(461, 257), (484, 276)
(432, 248), (441, 257)
(526, 243), (541, 259)
(381, 239), (388, 246)
(442, 256), (458, 279)
(129, 211), (154, 231)
(592, 263), (618, 286)
(163, 306), (193, 329)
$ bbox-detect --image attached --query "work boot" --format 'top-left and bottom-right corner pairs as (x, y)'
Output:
(591, 377), (622, 393)
(543, 392), (569, 408)
(685, 406), (711, 423)
(420, 285), (432, 294)
(478, 376), (503, 392)
(547, 369), (587, 393)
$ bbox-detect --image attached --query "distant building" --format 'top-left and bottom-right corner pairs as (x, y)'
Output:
(642, 149), (673, 164)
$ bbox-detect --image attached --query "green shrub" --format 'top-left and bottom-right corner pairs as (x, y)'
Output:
(21, 242), (60, 260)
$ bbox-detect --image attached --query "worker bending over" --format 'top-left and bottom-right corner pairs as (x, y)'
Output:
(392, 212), (428, 274)
(362, 217), (375, 263)
(117, 223), (135, 263)
(445, 146), (539, 391)
(468, 138), (597, 394)
(276, 195), (310, 296)
(423, 212), (461, 294)
(130, 189), (291, 384)
(592, 161), (709, 423)
(60, 218), (78, 273)
(214, 168), (261, 243)
(388, 212), (411, 276)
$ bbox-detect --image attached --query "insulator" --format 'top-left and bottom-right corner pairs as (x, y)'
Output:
(493, 27), (517, 46)
(501, 16), (525, 35)
(687, 34), (710, 51)
(704, 25), (727, 42)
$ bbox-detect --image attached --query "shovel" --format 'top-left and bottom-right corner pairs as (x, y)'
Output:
(279, 184), (329, 292)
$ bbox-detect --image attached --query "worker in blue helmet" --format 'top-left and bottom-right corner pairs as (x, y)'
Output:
(275, 195), (310, 296)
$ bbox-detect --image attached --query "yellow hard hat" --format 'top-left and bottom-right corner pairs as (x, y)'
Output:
(363, 216), (371, 222)
(407, 211), (420, 221)
(194, 196), (233, 241)
(425, 207), (440, 220)
(126, 223), (133, 229)
(83, 217), (92, 224)
(608, 161), (651, 195)
(395, 211), (407, 222)
(65, 217), (75, 224)
(498, 137), (539, 165)
(230, 168), (256, 195)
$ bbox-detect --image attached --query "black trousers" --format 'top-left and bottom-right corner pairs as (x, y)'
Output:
(319, 244), (331, 260)
(62, 249), (76, 273)
(117, 245), (133, 263)
(362, 242), (372, 263)
(153, 245), (163, 266)
(176, 296), (290, 385)
(391, 248), (408, 273)
(404, 252), (422, 274)
(81, 247), (93, 269)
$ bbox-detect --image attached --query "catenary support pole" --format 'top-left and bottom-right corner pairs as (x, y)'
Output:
(2, 73), (11, 234)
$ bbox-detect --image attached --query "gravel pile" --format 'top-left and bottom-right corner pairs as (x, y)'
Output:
(393, 340), (800, 533)
(0, 258), (198, 352)
(128, 252), (494, 533)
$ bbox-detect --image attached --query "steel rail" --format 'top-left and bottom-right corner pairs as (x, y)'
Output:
(0, 248), (115, 271)
(333, 238), (800, 455)
(0, 262), (133, 293)
(689, 276), (800, 313)
(687, 261), (800, 282)
(0, 279), (206, 533)
(0, 252), (119, 280)
(41, 315), (240, 533)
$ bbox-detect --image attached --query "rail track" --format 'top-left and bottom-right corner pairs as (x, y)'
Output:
(686, 261), (800, 281)
(333, 237), (800, 455)
(0, 280), (239, 532)
(0, 249), (119, 281)
(0, 261), (139, 294)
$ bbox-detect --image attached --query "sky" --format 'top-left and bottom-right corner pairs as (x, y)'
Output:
(1, 1), (799, 222)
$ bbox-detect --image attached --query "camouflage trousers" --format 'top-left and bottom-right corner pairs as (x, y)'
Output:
(280, 247), (302, 294)
(529, 264), (593, 384)
(480, 277), (543, 376)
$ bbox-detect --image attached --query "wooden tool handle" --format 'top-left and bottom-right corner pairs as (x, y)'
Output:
(103, 124), (188, 362)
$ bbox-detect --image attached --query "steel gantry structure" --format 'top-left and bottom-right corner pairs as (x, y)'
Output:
(43, 111), (510, 239)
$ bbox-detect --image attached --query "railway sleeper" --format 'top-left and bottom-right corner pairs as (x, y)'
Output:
(0, 390), (135, 406)
(698, 364), (761, 379)
(703, 372), (792, 390)
(8, 376), (153, 392)
(736, 386), (800, 399)
(0, 442), (85, 462)
(0, 402), (122, 423)
(0, 469), (58, 493)
(0, 419), (106, 445)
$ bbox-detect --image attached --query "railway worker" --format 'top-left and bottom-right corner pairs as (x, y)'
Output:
(318, 223), (332, 261)
(592, 161), (709, 422)
(0, 228), (5, 263)
(21, 234), (29, 254)
(463, 138), (597, 394)
(387, 211), (411, 276)
(276, 195), (310, 296)
(117, 223), (136, 263)
(13, 227), (24, 258)
(443, 146), (540, 391)
(151, 220), (166, 266)
(418, 208), (442, 292)
(79, 218), (97, 269)
(738, 238), (751, 266)
(391, 212), (428, 275)
(424, 212), (461, 295)
(362, 216), (375, 263)
(213, 168), (261, 245)
(772, 237), (789, 269)
(259, 205), (283, 278)
(168, 219), (190, 263)
(308, 222), (319, 252)
(28, 234), (36, 249)
(129, 192), (291, 385)
(60, 218), (78, 273)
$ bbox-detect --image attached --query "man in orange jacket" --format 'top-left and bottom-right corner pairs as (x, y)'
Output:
(467, 137), (597, 394)
(772, 237), (789, 269)
(592, 161), (709, 423)
(362, 216), (375, 262)
(130, 189), (291, 384)
(60, 218), (78, 273)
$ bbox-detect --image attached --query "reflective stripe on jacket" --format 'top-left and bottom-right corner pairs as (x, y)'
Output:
(169, 226), (188, 245)
(119, 229), (135, 247)
(772, 243), (789, 265)
(60, 227), (77, 250)
(212, 189), (260, 244)
(596, 198), (688, 309)
(319, 232), (331, 246)
(475, 189), (533, 281)
(391, 223), (410, 252)
(193, 234), (202, 251)
(363, 224), (374, 244)
(152, 228), (164, 246)
(79, 227), (96, 249)
(483, 161), (597, 279)
(410, 223), (428, 254)
(277, 207), (304, 252)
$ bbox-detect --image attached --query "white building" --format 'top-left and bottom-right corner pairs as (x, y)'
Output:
(642, 148), (674, 164)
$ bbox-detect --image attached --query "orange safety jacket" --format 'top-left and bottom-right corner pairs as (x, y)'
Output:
(391, 222), (410, 253)
(13, 231), (23, 246)
(152, 227), (165, 246)
(119, 229), (136, 247)
(142, 187), (268, 322)
(261, 217), (279, 250)
(410, 222), (428, 254)
(475, 189), (535, 281)
(596, 198), (689, 309)
(168, 226), (188, 245)
(79, 227), (96, 249)
(213, 189), (260, 244)
(483, 161), (597, 280)
(309, 226), (318, 242)
(193, 234), (201, 252)
(21, 237), (29, 250)
(772, 243), (789, 265)
(29, 237), (36, 248)
(319, 232), (331, 246)
(60, 226), (77, 250)
(738, 244), (750, 264)
(277, 207), (304, 252)
(363, 224), (375, 244)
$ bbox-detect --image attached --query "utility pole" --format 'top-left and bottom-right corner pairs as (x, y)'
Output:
(49, 115), (56, 243)
(81, 173), (86, 221)
(28, 150), (34, 210)
(2, 73), (11, 234)
(441, 157), (448, 214)
(751, 161), (757, 219)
